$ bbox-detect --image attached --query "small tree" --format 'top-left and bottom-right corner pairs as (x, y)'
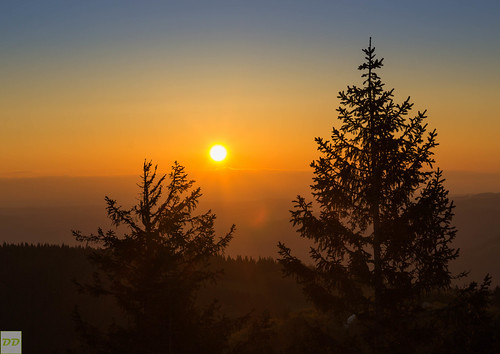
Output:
(73, 161), (235, 354)
(278, 39), (458, 324)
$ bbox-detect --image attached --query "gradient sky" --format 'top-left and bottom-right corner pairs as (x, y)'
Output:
(2, 0), (500, 177)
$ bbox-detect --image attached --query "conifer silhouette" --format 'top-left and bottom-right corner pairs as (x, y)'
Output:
(278, 39), (458, 323)
(73, 161), (236, 353)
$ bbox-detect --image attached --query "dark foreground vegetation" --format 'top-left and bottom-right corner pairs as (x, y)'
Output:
(0, 243), (304, 353)
(0, 243), (498, 353)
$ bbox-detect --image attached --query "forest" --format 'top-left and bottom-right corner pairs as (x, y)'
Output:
(0, 243), (303, 353)
(0, 243), (498, 353)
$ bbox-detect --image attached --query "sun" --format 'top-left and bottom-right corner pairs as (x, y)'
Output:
(209, 144), (227, 162)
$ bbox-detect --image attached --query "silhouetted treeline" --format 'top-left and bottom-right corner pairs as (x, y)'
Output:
(0, 243), (499, 353)
(0, 243), (111, 353)
(0, 243), (307, 353)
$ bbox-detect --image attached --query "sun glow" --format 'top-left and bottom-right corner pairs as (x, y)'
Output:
(209, 144), (227, 162)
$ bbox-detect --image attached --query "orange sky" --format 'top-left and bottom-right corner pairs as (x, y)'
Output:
(3, 59), (499, 178)
(1, 1), (500, 179)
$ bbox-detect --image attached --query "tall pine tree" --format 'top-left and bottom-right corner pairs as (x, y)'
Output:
(278, 39), (458, 323)
(73, 161), (236, 354)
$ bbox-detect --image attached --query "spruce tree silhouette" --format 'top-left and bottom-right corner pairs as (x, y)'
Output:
(73, 161), (236, 354)
(278, 39), (458, 327)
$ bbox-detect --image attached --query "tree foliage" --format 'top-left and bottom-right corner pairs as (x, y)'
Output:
(278, 39), (458, 322)
(73, 161), (235, 353)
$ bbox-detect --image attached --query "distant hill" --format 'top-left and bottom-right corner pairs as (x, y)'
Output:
(0, 173), (499, 284)
(209, 193), (500, 285)
(450, 193), (500, 284)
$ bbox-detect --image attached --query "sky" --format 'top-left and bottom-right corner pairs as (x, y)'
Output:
(1, 0), (500, 269)
(1, 0), (500, 178)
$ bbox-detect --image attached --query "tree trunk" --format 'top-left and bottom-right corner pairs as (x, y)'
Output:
(373, 205), (383, 322)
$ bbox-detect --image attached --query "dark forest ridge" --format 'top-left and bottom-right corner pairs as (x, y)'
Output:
(0, 244), (307, 353)
(1, 243), (499, 353)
